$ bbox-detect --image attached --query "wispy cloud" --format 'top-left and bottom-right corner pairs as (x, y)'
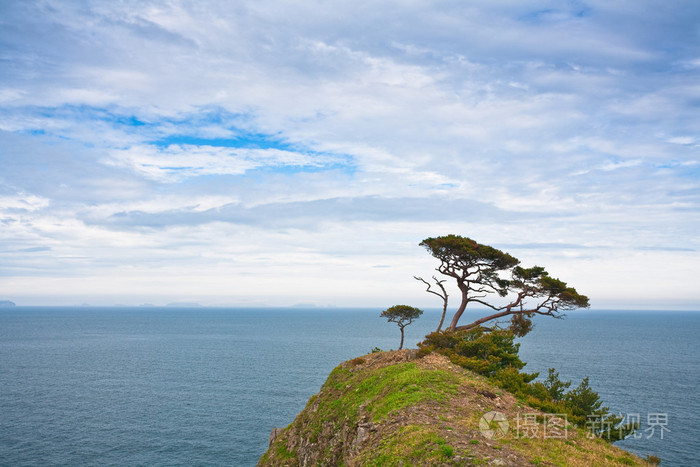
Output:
(0, 0), (698, 307)
(104, 144), (350, 182)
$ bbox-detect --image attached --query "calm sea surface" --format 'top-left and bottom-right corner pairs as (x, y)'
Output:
(1, 307), (698, 466)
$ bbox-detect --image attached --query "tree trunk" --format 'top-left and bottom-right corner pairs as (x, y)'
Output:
(399, 326), (405, 350)
(436, 282), (448, 332)
(448, 281), (469, 331)
(436, 301), (447, 332)
(454, 308), (514, 332)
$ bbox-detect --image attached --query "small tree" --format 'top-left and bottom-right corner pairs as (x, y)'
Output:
(381, 305), (423, 350)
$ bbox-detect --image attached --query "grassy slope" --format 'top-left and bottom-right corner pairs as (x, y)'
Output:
(259, 350), (652, 466)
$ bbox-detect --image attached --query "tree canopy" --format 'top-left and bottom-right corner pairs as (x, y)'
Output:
(419, 235), (589, 334)
(380, 304), (423, 350)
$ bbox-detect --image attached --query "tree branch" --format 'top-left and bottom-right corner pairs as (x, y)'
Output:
(415, 275), (449, 332)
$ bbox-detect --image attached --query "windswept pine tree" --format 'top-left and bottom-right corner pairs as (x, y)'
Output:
(419, 235), (589, 335)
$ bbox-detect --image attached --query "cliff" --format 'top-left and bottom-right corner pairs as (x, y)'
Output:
(259, 350), (652, 466)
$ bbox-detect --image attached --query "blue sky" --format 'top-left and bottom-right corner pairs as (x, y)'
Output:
(1, 0), (698, 308)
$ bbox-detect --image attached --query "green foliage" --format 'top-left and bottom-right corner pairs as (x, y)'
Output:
(565, 377), (603, 418)
(617, 456), (637, 465)
(359, 425), (457, 466)
(320, 363), (460, 428)
(420, 235), (519, 269)
(440, 443), (454, 458)
(509, 312), (535, 337)
(420, 330), (639, 443)
(258, 433), (296, 464)
(381, 304), (423, 349)
(418, 235), (590, 335)
(419, 328), (526, 377)
(527, 381), (551, 402)
(511, 266), (589, 309)
(381, 304), (423, 323)
(491, 366), (539, 396)
(543, 368), (571, 401)
(537, 372), (639, 442)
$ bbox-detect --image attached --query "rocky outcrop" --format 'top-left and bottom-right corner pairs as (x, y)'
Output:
(269, 427), (284, 448)
(259, 350), (652, 466)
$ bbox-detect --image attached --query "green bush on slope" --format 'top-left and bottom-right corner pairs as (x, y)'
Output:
(419, 328), (638, 442)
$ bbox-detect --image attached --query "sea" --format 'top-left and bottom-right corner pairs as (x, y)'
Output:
(0, 307), (698, 466)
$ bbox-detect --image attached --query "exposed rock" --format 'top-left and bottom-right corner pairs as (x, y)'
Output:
(268, 427), (284, 448)
(258, 349), (652, 466)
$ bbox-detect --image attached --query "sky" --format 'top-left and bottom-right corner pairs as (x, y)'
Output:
(0, 0), (698, 309)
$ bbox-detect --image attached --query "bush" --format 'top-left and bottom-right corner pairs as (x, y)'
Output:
(491, 366), (538, 396)
(565, 377), (604, 417)
(419, 329), (639, 442)
(419, 328), (525, 377)
(543, 368), (571, 401)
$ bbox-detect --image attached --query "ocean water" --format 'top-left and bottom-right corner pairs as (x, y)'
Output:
(0, 307), (698, 466)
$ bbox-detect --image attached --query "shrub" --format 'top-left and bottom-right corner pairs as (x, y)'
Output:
(491, 366), (538, 396)
(419, 328), (639, 442)
(543, 368), (571, 401)
(419, 328), (525, 377)
(565, 377), (604, 417)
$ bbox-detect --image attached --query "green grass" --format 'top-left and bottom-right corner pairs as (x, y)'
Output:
(328, 362), (460, 420)
(302, 362), (461, 444)
(258, 437), (295, 464)
(357, 363), (461, 420)
(358, 425), (457, 466)
(262, 354), (651, 467)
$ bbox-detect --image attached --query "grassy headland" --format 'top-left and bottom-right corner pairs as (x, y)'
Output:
(259, 350), (654, 466)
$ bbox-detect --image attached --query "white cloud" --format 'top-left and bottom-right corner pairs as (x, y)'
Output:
(100, 142), (356, 182)
(0, 0), (698, 307)
(667, 136), (695, 145)
(600, 159), (643, 171)
(0, 193), (50, 212)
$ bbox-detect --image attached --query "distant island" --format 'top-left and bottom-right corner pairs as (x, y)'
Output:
(0, 300), (17, 307)
(166, 302), (204, 307)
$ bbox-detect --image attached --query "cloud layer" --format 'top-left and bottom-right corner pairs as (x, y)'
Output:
(1, 0), (698, 307)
